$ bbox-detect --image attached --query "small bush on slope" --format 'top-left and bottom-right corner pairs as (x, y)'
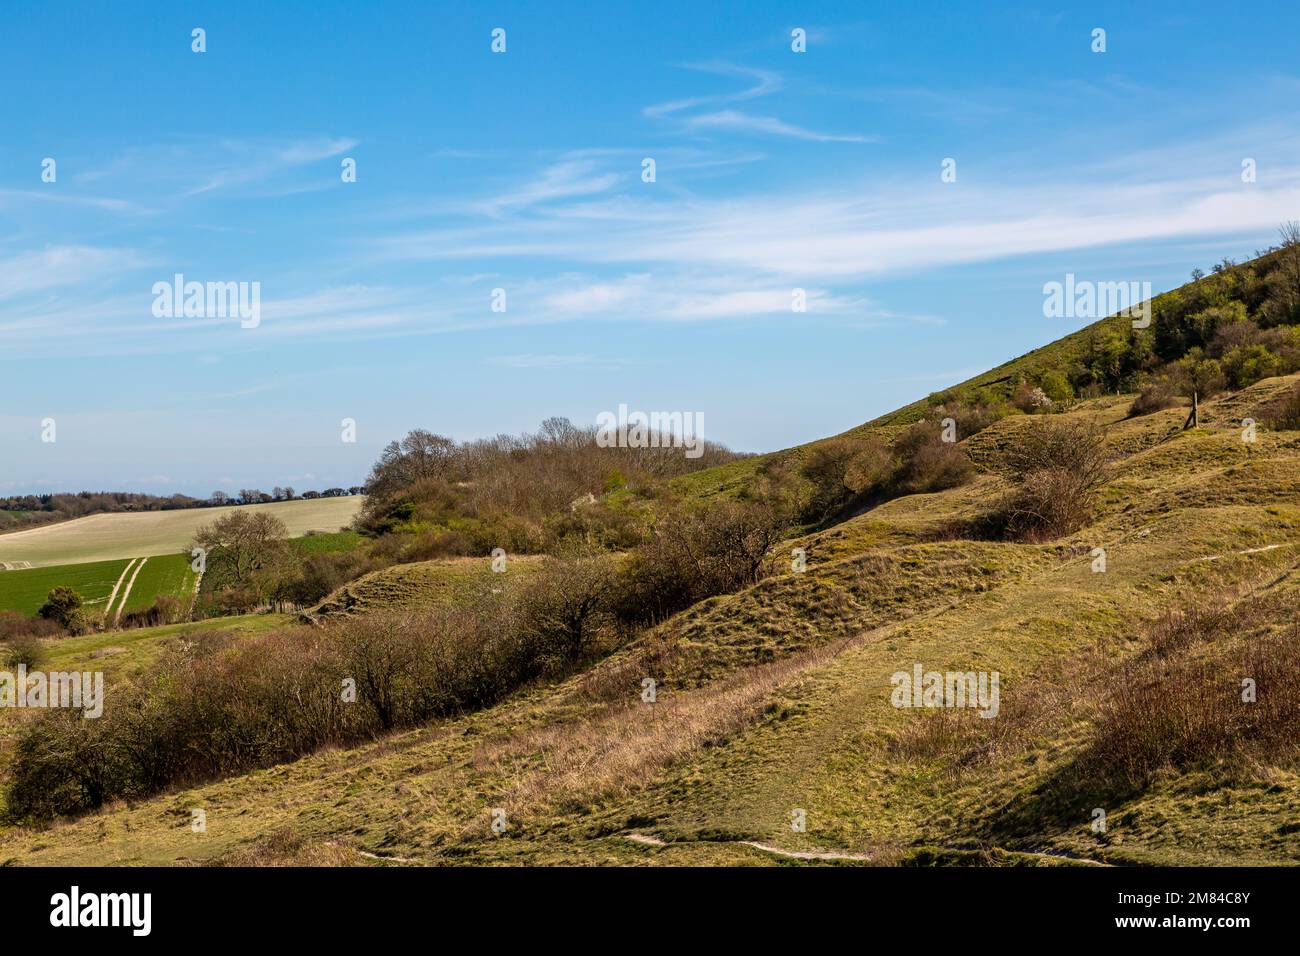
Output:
(984, 419), (1109, 541)
(0, 610), (63, 642)
(1127, 378), (1179, 417)
(611, 499), (786, 627)
(1085, 619), (1300, 791)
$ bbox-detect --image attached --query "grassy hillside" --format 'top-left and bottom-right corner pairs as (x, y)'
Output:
(0, 497), (364, 568)
(307, 554), (544, 620)
(3, 371), (1297, 866)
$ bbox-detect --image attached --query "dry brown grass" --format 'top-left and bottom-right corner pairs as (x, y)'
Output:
(886, 654), (1100, 771)
(1085, 619), (1300, 787)
(209, 830), (369, 867)
(474, 637), (853, 821)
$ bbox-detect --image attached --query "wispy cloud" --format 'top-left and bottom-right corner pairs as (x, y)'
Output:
(479, 157), (622, 215)
(0, 245), (145, 301)
(683, 110), (874, 142)
(0, 188), (139, 213)
(645, 62), (869, 144)
(367, 129), (1300, 283)
(486, 353), (604, 369)
(643, 63), (782, 118)
(182, 137), (358, 197)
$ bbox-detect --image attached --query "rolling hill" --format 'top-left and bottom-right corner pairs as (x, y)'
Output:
(2, 256), (1298, 867)
(0, 496), (364, 568)
(2, 372), (1296, 865)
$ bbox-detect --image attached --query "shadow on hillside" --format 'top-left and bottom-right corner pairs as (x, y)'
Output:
(968, 749), (1149, 846)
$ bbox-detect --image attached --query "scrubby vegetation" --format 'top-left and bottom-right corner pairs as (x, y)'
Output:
(1260, 380), (1300, 430)
(870, 226), (1300, 430)
(984, 419), (1110, 541)
(356, 420), (740, 554)
(6, 243), (1300, 867)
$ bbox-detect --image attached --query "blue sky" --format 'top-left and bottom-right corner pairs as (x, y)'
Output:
(2, 0), (1298, 497)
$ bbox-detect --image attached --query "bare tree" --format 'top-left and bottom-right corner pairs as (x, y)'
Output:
(364, 430), (459, 502)
(192, 511), (289, 584)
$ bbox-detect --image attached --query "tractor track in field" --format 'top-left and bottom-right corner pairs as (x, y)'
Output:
(112, 556), (148, 624)
(101, 558), (137, 622)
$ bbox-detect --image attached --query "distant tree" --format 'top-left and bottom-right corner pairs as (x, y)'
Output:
(364, 430), (458, 503)
(211, 491), (230, 506)
(347, 486), (364, 496)
(282, 487), (295, 500)
(192, 511), (290, 585)
(1174, 351), (1227, 399)
(271, 487), (285, 501)
(322, 488), (346, 498)
(302, 490), (321, 499)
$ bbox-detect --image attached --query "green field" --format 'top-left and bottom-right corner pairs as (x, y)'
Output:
(0, 551), (199, 620)
(0, 558), (130, 617)
(291, 530), (364, 556)
(118, 553), (199, 614)
(0, 496), (364, 568)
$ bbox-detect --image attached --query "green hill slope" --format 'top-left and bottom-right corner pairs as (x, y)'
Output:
(3, 251), (1298, 866)
(3, 370), (1297, 866)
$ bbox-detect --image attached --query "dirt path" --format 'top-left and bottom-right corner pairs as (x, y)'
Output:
(624, 832), (868, 863)
(113, 556), (148, 624)
(1194, 543), (1290, 562)
(625, 833), (1106, 865)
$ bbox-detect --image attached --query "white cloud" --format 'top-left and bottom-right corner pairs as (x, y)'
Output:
(684, 110), (874, 143)
(643, 63), (782, 118)
(479, 157), (622, 215)
(0, 246), (144, 300)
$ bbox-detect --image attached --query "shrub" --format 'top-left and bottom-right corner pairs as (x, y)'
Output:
(798, 437), (892, 523)
(192, 586), (261, 619)
(1260, 382), (1300, 430)
(890, 422), (975, 495)
(1128, 378), (1178, 417)
(1038, 370), (1074, 406)
(0, 611), (63, 642)
(120, 595), (187, 630)
(5, 600), (551, 821)
(1085, 621), (1300, 788)
(989, 420), (1108, 541)
(542, 498), (646, 552)
(925, 397), (1007, 440)
(265, 551), (376, 610)
(515, 551), (620, 666)
(1011, 381), (1053, 413)
(3, 632), (48, 670)
(1221, 344), (1282, 389)
(612, 499), (784, 627)
(37, 587), (83, 630)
